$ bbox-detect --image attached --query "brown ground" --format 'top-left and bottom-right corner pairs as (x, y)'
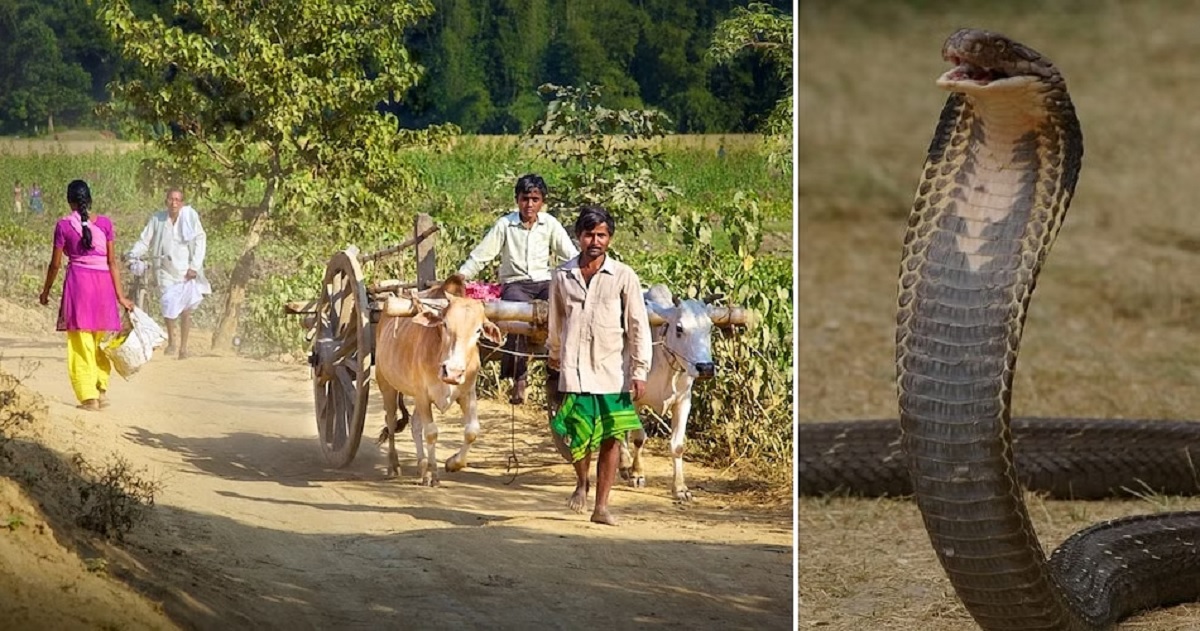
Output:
(0, 300), (793, 630)
(799, 5), (1200, 629)
(799, 215), (1200, 630)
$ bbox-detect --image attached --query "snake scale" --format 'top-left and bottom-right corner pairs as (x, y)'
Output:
(801, 29), (1200, 629)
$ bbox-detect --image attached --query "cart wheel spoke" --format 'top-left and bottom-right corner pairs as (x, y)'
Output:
(311, 249), (372, 468)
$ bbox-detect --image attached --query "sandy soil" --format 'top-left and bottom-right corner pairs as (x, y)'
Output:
(0, 300), (794, 630)
(798, 216), (1200, 629)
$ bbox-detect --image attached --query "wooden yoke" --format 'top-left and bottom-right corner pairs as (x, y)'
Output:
(381, 295), (755, 328)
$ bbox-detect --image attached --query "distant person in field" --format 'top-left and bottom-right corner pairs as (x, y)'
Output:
(547, 204), (652, 526)
(38, 179), (134, 411)
(457, 173), (578, 404)
(12, 181), (22, 213)
(127, 187), (210, 359)
(29, 183), (44, 214)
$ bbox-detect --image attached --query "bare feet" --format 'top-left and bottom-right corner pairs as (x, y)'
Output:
(77, 399), (100, 412)
(177, 350), (189, 360)
(590, 508), (619, 526)
(164, 344), (177, 356)
(98, 391), (111, 409)
(567, 481), (589, 514)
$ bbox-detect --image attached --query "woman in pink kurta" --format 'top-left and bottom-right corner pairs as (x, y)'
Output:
(38, 180), (134, 410)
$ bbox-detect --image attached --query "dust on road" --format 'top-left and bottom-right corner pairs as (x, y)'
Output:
(0, 301), (794, 630)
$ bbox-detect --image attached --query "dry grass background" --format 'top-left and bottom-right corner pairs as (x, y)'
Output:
(801, 1), (1200, 628)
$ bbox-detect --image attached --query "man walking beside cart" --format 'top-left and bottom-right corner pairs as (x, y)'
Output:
(547, 204), (652, 525)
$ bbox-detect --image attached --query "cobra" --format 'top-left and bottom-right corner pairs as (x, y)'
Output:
(803, 29), (1200, 630)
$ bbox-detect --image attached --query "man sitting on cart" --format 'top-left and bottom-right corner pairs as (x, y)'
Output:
(457, 174), (578, 404)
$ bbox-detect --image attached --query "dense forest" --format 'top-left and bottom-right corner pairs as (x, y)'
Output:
(0, 0), (792, 136)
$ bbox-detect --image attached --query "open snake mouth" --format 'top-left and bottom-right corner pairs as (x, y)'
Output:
(941, 56), (1010, 85)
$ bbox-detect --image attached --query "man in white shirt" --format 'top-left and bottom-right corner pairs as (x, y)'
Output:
(127, 187), (210, 359)
(457, 174), (578, 403)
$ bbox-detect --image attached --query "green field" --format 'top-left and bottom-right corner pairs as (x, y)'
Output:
(0, 131), (794, 478)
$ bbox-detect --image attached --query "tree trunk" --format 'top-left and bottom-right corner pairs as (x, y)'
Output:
(211, 184), (275, 350)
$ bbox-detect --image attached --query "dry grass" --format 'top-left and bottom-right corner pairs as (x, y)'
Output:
(456, 133), (764, 152)
(801, 1), (1200, 628)
(0, 130), (141, 156)
(2, 131), (760, 156)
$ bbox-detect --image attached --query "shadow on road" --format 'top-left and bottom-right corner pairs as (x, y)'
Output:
(3, 435), (792, 631)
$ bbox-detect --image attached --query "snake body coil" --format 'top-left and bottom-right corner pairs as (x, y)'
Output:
(813, 29), (1200, 630)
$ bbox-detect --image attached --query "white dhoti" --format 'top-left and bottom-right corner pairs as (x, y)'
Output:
(127, 206), (211, 319)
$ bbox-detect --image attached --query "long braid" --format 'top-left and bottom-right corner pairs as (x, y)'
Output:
(67, 180), (94, 251)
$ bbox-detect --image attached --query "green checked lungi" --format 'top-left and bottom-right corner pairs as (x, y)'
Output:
(549, 393), (643, 463)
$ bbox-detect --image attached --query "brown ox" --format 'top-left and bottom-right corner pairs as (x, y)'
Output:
(374, 276), (503, 486)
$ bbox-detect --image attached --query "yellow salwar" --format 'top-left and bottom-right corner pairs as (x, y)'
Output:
(67, 331), (111, 403)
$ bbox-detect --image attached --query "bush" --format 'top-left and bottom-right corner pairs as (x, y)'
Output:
(70, 453), (161, 541)
(625, 191), (793, 473)
(0, 367), (159, 541)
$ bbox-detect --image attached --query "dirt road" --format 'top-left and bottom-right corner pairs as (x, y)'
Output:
(0, 302), (793, 630)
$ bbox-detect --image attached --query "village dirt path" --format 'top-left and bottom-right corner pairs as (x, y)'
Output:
(0, 303), (793, 630)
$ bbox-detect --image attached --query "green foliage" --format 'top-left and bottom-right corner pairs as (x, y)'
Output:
(709, 2), (794, 172)
(521, 83), (679, 232)
(625, 191), (793, 470)
(96, 0), (460, 346)
(0, 17), (92, 134)
(98, 0), (454, 226)
(241, 255), (324, 356)
(0, 0), (125, 134)
(0, 137), (790, 356)
(399, 0), (791, 134)
(0, 145), (180, 304)
(0, 0), (792, 136)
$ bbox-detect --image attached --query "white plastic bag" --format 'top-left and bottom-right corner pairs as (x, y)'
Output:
(161, 280), (205, 320)
(105, 307), (168, 379)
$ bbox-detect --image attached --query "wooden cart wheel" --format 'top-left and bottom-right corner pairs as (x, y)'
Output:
(311, 249), (373, 468)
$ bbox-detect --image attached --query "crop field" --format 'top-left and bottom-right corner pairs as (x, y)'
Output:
(802, 1), (1200, 629)
(0, 131), (794, 480)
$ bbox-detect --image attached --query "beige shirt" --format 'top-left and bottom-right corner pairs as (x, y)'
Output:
(457, 211), (578, 284)
(548, 255), (652, 394)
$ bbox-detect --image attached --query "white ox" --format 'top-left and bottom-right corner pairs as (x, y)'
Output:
(622, 285), (717, 501)
(374, 275), (504, 486)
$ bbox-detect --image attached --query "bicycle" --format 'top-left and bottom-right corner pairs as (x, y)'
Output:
(125, 257), (149, 312)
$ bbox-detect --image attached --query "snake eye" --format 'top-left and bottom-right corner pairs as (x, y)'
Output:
(675, 324), (683, 338)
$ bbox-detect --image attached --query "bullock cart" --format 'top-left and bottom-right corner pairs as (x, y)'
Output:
(284, 214), (755, 469)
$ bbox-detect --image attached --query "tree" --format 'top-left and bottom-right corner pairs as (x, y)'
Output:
(0, 14), (92, 133)
(709, 2), (792, 168)
(524, 83), (678, 233)
(97, 0), (457, 350)
(417, 0), (493, 130)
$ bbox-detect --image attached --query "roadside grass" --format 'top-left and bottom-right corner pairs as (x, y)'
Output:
(0, 369), (160, 542)
(0, 132), (793, 480)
